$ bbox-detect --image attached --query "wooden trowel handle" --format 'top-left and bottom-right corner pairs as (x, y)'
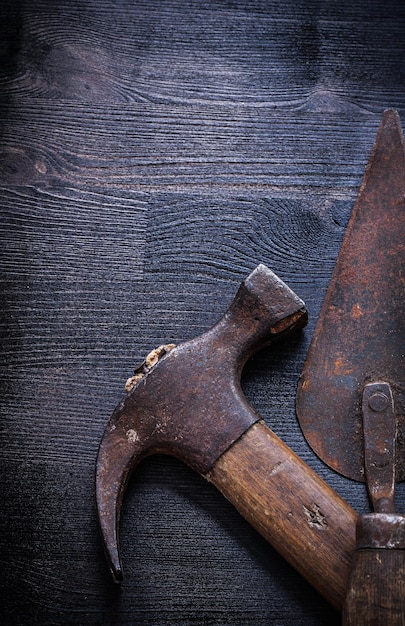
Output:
(207, 420), (358, 612)
(342, 513), (405, 625)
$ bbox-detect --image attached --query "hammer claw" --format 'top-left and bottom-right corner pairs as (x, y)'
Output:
(96, 420), (136, 582)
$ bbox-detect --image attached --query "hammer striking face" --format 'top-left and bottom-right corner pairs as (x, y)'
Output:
(96, 265), (357, 611)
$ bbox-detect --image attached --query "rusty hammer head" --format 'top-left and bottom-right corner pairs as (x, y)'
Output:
(96, 265), (307, 582)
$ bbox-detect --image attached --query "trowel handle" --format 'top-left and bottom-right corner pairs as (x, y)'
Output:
(342, 513), (405, 625)
(207, 420), (357, 612)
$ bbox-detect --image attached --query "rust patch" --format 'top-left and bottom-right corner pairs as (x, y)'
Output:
(351, 303), (363, 319)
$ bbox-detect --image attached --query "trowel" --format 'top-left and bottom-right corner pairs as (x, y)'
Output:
(296, 109), (405, 624)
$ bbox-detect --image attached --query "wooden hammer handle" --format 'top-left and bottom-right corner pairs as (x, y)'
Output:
(342, 514), (405, 624)
(207, 420), (358, 612)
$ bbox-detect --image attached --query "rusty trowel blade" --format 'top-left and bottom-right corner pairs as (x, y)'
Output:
(296, 109), (405, 483)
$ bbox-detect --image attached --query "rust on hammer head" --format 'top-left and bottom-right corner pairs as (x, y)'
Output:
(95, 264), (307, 582)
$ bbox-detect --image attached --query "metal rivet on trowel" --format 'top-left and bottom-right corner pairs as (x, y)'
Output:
(367, 391), (390, 413)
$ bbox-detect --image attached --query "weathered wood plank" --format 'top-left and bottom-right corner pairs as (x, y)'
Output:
(0, 186), (147, 280)
(0, 106), (397, 192)
(1, 0), (404, 110)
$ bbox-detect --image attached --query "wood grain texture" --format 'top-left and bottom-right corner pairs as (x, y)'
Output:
(208, 421), (357, 611)
(0, 104), (387, 193)
(1, 0), (405, 624)
(343, 548), (405, 625)
(1, 0), (404, 109)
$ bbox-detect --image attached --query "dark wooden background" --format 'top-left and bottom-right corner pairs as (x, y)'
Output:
(1, 1), (404, 624)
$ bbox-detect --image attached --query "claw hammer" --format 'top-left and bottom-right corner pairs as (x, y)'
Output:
(96, 265), (357, 611)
